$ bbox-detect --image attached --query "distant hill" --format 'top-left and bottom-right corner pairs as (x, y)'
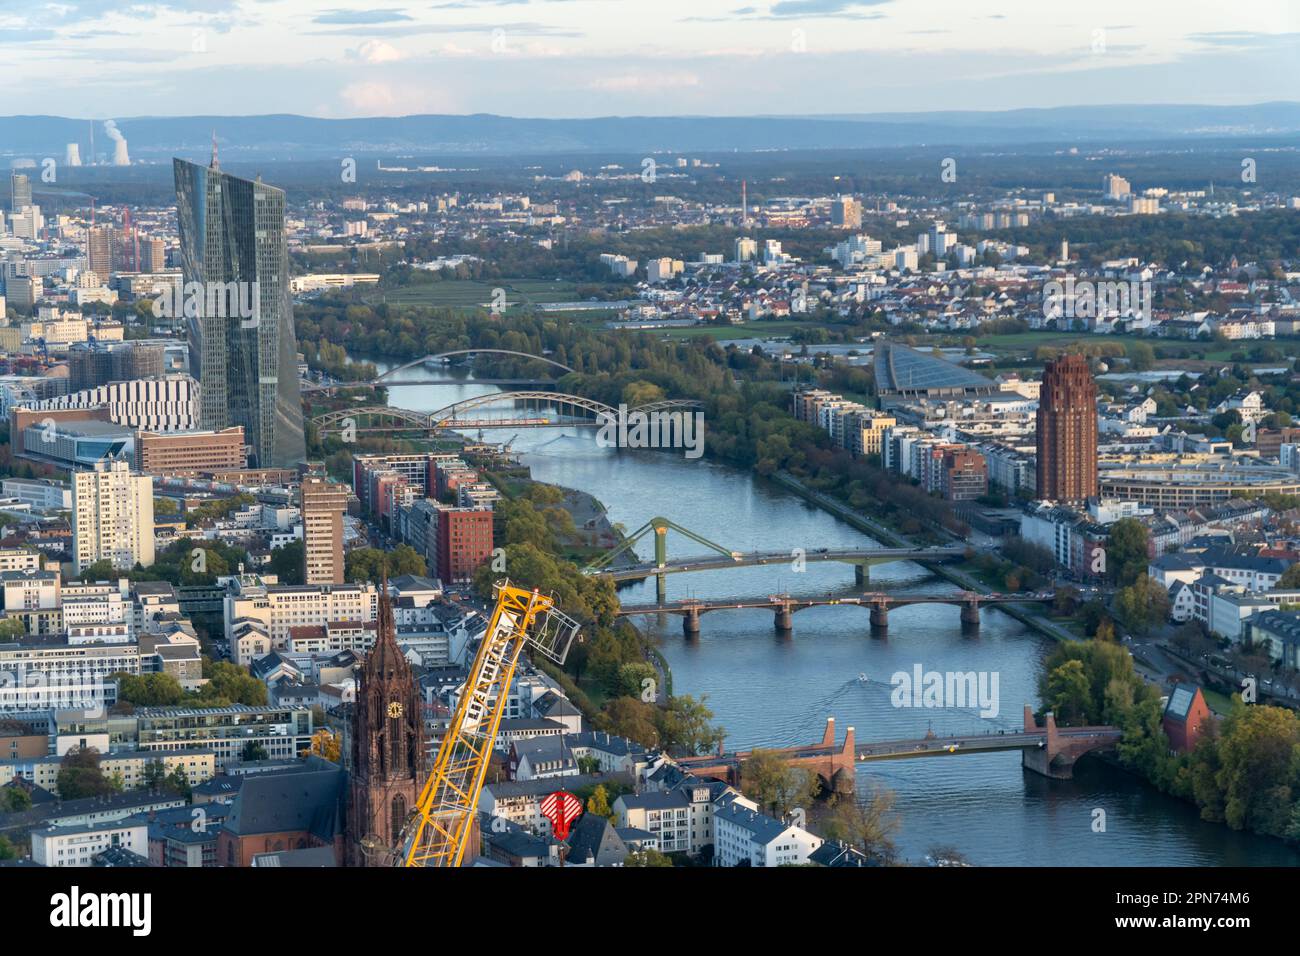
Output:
(3, 103), (1300, 160)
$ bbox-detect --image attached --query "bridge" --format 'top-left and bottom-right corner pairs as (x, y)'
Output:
(301, 349), (574, 392)
(602, 545), (967, 583)
(677, 711), (1121, 789)
(309, 392), (702, 437)
(617, 590), (1057, 636)
(585, 516), (968, 602)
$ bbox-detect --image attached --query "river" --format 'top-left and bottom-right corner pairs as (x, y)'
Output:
(368, 362), (1300, 866)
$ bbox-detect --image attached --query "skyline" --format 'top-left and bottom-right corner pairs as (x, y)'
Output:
(2, 0), (1298, 118)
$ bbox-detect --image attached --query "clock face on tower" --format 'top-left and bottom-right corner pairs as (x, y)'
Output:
(387, 701), (403, 719)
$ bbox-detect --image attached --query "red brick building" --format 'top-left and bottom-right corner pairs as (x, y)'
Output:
(1162, 684), (1212, 753)
(1036, 353), (1098, 502)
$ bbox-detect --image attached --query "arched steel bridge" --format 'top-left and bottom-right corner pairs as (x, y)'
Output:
(310, 390), (702, 435)
(301, 349), (574, 391)
(375, 350), (575, 380)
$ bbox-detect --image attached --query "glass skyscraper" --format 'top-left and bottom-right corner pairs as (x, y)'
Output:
(173, 157), (304, 468)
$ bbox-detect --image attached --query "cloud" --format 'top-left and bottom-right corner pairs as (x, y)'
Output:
(337, 79), (457, 115)
(43, 0), (239, 18)
(764, 0), (891, 17)
(349, 38), (406, 62)
(0, 28), (57, 42)
(588, 71), (702, 92)
(1186, 31), (1300, 50)
(313, 8), (414, 25)
(306, 20), (581, 37)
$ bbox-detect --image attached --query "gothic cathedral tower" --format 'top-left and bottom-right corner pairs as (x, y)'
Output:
(347, 582), (425, 866)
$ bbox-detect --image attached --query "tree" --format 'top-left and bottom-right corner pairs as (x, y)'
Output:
(1115, 577), (1172, 635)
(56, 747), (119, 800)
(166, 765), (192, 799)
(656, 695), (726, 757)
(1106, 518), (1151, 586)
(1200, 705), (1300, 835)
(595, 697), (659, 748)
(305, 728), (341, 763)
(1043, 660), (1092, 725)
(242, 741), (269, 762)
(0, 617), (24, 640)
(346, 545), (427, 583)
(819, 787), (899, 864)
(115, 672), (185, 707)
(1279, 564), (1300, 590)
(267, 540), (305, 585)
(624, 848), (673, 867)
(141, 759), (168, 790)
(1126, 341), (1156, 371)
(0, 784), (32, 812)
(740, 750), (820, 816)
(1052, 586), (1081, 617)
(585, 785), (617, 824)
(196, 661), (268, 707)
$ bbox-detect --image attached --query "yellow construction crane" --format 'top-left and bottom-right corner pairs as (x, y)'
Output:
(400, 580), (580, 867)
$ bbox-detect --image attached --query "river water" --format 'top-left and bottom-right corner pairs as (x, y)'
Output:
(370, 364), (1299, 866)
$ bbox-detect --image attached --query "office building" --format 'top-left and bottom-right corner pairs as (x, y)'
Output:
(831, 196), (862, 229)
(300, 476), (347, 585)
(67, 340), (165, 391)
(30, 375), (199, 431)
(1036, 353), (1098, 503)
(72, 458), (155, 573)
(141, 237), (167, 272)
(10, 173), (31, 212)
(136, 426), (245, 477)
(86, 225), (114, 279)
(435, 506), (494, 584)
(1103, 174), (1132, 200)
(6, 275), (37, 312)
(174, 156), (305, 468)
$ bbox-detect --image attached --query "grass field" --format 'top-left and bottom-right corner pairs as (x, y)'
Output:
(365, 278), (588, 309)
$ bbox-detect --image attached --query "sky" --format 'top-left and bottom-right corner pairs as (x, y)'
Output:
(3, 0), (1299, 118)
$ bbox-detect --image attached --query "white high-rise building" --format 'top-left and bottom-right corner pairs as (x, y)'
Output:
(72, 458), (155, 573)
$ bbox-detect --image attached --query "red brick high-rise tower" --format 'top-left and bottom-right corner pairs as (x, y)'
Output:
(1036, 353), (1098, 502)
(346, 582), (424, 866)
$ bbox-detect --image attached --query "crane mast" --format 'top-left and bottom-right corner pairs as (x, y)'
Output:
(401, 581), (579, 867)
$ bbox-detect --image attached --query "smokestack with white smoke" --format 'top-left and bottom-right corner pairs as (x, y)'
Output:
(104, 120), (130, 166)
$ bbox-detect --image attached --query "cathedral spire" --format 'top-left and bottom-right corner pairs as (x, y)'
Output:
(367, 573), (405, 677)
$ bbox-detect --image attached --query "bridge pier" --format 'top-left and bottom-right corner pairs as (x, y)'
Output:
(655, 572), (667, 606)
(854, 563), (868, 587)
(774, 605), (793, 633)
(869, 603), (889, 633)
(1021, 705), (1109, 780)
(960, 600), (981, 631)
(682, 608), (701, 638)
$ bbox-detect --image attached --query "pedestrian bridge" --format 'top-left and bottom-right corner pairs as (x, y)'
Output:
(676, 710), (1121, 788)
